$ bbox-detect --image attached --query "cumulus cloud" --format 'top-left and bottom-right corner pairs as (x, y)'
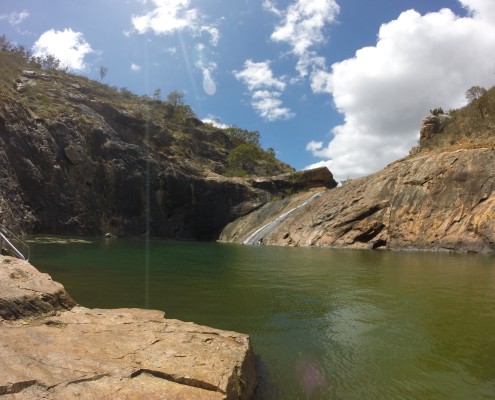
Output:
(132, 0), (219, 45)
(234, 60), (294, 121)
(306, 0), (495, 182)
(131, 63), (142, 72)
(265, 0), (339, 77)
(32, 28), (93, 71)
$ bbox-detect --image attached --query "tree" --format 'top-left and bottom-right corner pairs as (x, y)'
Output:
(164, 90), (195, 121)
(153, 88), (161, 100)
(227, 143), (265, 174)
(0, 34), (12, 51)
(99, 66), (108, 82)
(33, 54), (61, 70)
(166, 90), (185, 106)
(465, 86), (488, 118)
(225, 126), (260, 146)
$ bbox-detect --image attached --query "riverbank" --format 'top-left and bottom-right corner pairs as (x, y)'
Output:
(0, 255), (256, 399)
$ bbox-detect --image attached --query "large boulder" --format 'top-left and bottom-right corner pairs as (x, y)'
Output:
(420, 108), (451, 140)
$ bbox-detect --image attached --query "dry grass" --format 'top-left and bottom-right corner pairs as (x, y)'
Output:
(418, 86), (495, 153)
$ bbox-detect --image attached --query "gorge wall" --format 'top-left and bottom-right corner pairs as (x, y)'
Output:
(0, 69), (335, 240)
(221, 148), (495, 253)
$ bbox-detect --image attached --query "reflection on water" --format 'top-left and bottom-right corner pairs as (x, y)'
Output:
(29, 239), (495, 400)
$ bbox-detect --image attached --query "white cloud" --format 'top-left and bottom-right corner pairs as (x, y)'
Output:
(131, 63), (142, 72)
(0, 9), (29, 26)
(200, 26), (220, 46)
(266, 0), (339, 77)
(306, 1), (495, 182)
(202, 115), (229, 129)
(252, 90), (294, 122)
(460, 0), (495, 22)
(32, 29), (93, 71)
(132, 0), (219, 45)
(234, 60), (294, 121)
(234, 60), (286, 91)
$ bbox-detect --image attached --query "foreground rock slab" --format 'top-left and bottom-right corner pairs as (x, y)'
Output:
(0, 256), (256, 399)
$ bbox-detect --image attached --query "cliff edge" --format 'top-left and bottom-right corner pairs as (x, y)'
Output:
(0, 255), (256, 399)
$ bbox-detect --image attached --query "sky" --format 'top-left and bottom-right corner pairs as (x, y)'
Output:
(1, 0), (494, 181)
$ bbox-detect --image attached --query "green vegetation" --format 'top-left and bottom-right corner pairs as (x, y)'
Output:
(0, 35), (293, 178)
(417, 85), (495, 153)
(226, 142), (291, 177)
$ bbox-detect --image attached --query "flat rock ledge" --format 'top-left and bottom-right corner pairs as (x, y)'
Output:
(0, 256), (256, 399)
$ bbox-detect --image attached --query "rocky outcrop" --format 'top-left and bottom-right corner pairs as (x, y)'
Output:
(0, 256), (257, 399)
(0, 257), (76, 320)
(420, 108), (451, 140)
(222, 148), (495, 253)
(250, 167), (337, 192)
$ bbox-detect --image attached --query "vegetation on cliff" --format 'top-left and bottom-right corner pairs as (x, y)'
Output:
(0, 36), (292, 178)
(416, 85), (495, 153)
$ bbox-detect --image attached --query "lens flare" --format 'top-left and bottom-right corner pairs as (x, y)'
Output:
(203, 74), (216, 96)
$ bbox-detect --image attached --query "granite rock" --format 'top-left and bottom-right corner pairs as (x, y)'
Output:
(0, 256), (256, 399)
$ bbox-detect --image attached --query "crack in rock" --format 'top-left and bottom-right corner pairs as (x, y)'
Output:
(130, 368), (225, 394)
(65, 373), (110, 386)
(0, 379), (39, 395)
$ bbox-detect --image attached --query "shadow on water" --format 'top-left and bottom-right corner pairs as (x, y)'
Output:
(29, 238), (495, 400)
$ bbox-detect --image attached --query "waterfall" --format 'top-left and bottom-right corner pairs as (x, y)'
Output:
(243, 191), (324, 245)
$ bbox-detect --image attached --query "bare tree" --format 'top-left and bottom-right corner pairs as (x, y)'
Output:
(153, 88), (161, 100)
(99, 66), (108, 82)
(465, 86), (488, 118)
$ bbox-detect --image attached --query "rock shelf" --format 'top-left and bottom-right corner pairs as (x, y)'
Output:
(0, 256), (256, 399)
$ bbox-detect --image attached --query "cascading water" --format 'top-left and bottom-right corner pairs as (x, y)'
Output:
(243, 191), (324, 245)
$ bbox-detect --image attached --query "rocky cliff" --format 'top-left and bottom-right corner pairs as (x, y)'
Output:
(0, 58), (316, 239)
(0, 255), (256, 399)
(221, 147), (494, 253)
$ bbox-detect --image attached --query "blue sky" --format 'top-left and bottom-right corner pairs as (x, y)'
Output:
(1, 0), (494, 181)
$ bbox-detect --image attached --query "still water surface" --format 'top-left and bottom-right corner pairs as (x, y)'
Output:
(29, 239), (495, 399)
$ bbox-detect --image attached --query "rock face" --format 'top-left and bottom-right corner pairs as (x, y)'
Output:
(0, 69), (295, 240)
(251, 167), (337, 192)
(0, 91), (258, 239)
(0, 256), (257, 399)
(419, 108), (451, 140)
(0, 256), (76, 320)
(222, 148), (495, 253)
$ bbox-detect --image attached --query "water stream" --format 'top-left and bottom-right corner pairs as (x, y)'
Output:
(243, 191), (323, 245)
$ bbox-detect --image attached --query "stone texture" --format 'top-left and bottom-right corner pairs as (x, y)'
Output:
(0, 256), (76, 320)
(222, 148), (495, 253)
(0, 256), (257, 399)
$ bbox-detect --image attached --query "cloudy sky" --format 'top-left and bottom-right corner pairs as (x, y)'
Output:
(1, 0), (494, 181)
